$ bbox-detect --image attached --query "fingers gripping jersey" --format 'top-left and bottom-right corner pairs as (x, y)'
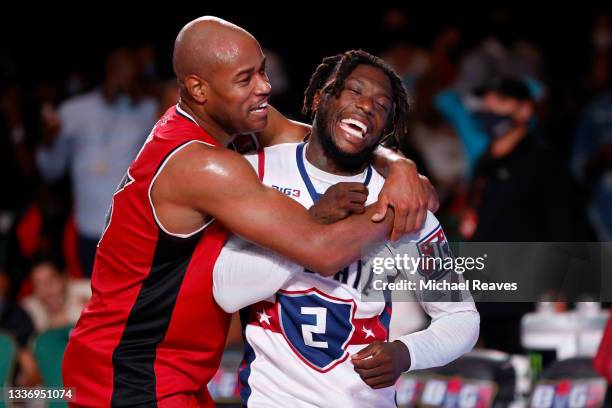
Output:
(62, 106), (230, 407)
(215, 143), (447, 408)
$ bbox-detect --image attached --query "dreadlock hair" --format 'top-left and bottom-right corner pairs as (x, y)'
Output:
(302, 49), (410, 148)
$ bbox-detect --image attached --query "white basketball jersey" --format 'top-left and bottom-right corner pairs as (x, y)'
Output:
(233, 142), (444, 408)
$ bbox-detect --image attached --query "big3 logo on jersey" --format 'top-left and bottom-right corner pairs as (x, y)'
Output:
(272, 185), (301, 198)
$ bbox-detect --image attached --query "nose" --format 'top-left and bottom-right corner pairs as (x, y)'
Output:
(254, 72), (272, 96)
(356, 95), (374, 117)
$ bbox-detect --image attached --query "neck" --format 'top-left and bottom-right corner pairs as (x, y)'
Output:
(178, 98), (234, 146)
(306, 129), (369, 176)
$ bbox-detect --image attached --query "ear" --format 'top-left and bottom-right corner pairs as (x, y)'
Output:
(183, 74), (208, 105)
(312, 90), (322, 111)
(383, 100), (395, 132)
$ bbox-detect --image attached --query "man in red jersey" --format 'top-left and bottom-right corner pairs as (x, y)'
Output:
(594, 315), (612, 405)
(63, 17), (437, 407)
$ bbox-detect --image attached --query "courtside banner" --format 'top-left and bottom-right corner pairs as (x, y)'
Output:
(358, 242), (612, 302)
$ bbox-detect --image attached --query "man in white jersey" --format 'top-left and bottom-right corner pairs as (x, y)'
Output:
(213, 50), (480, 407)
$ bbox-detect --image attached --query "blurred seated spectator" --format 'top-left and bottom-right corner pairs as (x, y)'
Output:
(21, 255), (90, 333)
(0, 268), (39, 385)
(36, 48), (158, 277)
(571, 90), (612, 241)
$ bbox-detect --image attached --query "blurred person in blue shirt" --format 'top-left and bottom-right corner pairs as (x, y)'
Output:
(36, 48), (158, 277)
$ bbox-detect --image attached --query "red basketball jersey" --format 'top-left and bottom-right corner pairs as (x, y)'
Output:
(594, 315), (612, 384)
(63, 105), (231, 407)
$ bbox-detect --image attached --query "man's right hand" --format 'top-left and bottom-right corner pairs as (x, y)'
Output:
(308, 182), (368, 224)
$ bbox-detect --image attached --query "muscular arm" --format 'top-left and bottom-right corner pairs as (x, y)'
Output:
(155, 143), (393, 276)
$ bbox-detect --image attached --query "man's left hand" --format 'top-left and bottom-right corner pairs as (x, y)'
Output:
(351, 340), (411, 389)
(372, 160), (439, 241)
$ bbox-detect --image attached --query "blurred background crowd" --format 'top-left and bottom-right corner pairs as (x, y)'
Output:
(0, 5), (610, 391)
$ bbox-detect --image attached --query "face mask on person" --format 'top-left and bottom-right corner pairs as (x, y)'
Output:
(477, 112), (516, 139)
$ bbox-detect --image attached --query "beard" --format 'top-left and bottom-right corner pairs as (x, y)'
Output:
(314, 99), (378, 173)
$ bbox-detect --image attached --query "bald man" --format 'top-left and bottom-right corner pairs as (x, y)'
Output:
(62, 17), (435, 407)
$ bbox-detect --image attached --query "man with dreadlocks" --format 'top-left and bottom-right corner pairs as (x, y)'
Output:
(212, 50), (479, 408)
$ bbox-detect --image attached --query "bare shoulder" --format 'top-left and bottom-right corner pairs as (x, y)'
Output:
(161, 142), (260, 193)
(173, 141), (253, 172)
(257, 106), (311, 147)
(284, 120), (311, 142)
(151, 141), (264, 223)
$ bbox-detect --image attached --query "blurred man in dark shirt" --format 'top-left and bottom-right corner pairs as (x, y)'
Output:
(461, 78), (573, 353)
(464, 78), (572, 242)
